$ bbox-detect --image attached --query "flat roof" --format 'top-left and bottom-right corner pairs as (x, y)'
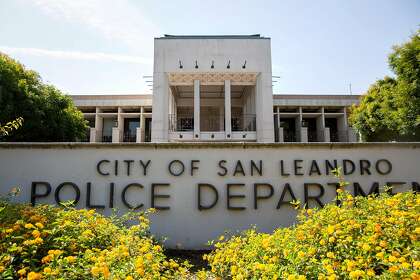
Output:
(156, 34), (269, 40)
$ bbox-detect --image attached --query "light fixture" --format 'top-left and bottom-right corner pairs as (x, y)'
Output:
(227, 60), (230, 69)
(195, 60), (198, 69)
(179, 60), (183, 69)
(211, 60), (214, 69)
(242, 60), (247, 69)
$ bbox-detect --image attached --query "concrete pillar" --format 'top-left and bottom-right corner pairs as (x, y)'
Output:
(219, 104), (224, 131)
(255, 73), (275, 142)
(278, 127), (284, 143)
(194, 80), (200, 139)
(94, 107), (103, 142)
(151, 73), (169, 142)
(297, 107), (303, 142)
(224, 80), (232, 138)
(348, 128), (358, 142)
(89, 127), (97, 143)
(324, 127), (331, 142)
(117, 107), (123, 143)
(319, 107), (327, 142)
(112, 127), (120, 143)
(136, 127), (142, 143)
(301, 127), (308, 143)
(140, 107), (145, 142)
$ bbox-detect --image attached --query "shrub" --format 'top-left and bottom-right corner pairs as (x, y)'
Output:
(0, 201), (190, 279)
(205, 191), (419, 279)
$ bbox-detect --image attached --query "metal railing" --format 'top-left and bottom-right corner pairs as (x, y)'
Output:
(308, 130), (318, 142)
(169, 114), (193, 132)
(330, 130), (349, 142)
(169, 114), (256, 132)
(283, 130), (297, 142)
(231, 114), (256, 131)
(123, 132), (136, 143)
(102, 135), (112, 143)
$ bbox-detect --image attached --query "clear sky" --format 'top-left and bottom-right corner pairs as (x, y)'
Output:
(0, 0), (418, 95)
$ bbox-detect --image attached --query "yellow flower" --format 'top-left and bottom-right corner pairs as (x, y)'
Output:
(126, 276), (134, 280)
(42, 255), (53, 263)
(327, 274), (336, 280)
(349, 270), (364, 279)
(297, 251), (305, 258)
(35, 222), (44, 229)
(91, 267), (101, 276)
(326, 225), (335, 235)
(362, 243), (370, 251)
(0, 266), (4, 273)
(34, 237), (43, 244)
(326, 252), (335, 259)
(401, 262), (410, 269)
(367, 269), (375, 276)
(43, 267), (52, 273)
(219, 235), (225, 241)
(17, 268), (27, 276)
(65, 256), (76, 263)
(388, 265), (399, 272)
(32, 229), (41, 238)
(24, 223), (35, 229)
(388, 255), (397, 262)
(27, 271), (42, 280)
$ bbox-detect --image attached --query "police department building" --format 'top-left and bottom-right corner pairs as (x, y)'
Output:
(72, 35), (359, 144)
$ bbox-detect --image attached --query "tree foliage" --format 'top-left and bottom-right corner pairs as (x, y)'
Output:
(349, 30), (420, 141)
(0, 53), (87, 141)
(0, 117), (23, 137)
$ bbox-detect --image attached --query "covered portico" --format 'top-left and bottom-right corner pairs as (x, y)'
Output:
(167, 72), (257, 141)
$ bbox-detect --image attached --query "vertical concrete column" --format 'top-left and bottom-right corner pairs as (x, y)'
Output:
(151, 72), (169, 142)
(89, 128), (97, 143)
(140, 107), (145, 142)
(193, 80), (200, 139)
(94, 107), (103, 142)
(113, 107), (122, 143)
(338, 107), (348, 142)
(301, 127), (308, 143)
(276, 107), (281, 142)
(219, 104), (224, 131)
(318, 107), (326, 142)
(224, 80), (232, 138)
(136, 107), (143, 143)
(324, 127), (331, 142)
(279, 127), (284, 143)
(297, 107), (303, 142)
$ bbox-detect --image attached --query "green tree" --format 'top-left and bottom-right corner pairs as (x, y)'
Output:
(350, 30), (420, 141)
(0, 53), (88, 141)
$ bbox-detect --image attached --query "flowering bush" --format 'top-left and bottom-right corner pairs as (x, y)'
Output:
(205, 191), (420, 279)
(0, 202), (190, 279)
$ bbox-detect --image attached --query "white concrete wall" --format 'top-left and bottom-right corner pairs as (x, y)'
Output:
(152, 37), (274, 142)
(1, 143), (419, 249)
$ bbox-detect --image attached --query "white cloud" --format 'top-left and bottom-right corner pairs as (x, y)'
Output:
(28, 0), (160, 53)
(0, 46), (153, 65)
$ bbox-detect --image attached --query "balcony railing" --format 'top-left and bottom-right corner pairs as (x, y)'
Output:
(102, 135), (112, 143)
(330, 130), (349, 142)
(169, 114), (193, 132)
(232, 114), (256, 132)
(123, 132), (136, 143)
(169, 114), (256, 132)
(283, 130), (297, 142)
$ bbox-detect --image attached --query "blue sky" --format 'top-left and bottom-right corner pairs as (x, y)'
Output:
(0, 0), (418, 95)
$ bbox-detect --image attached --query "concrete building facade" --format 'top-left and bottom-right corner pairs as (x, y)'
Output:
(72, 35), (360, 143)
